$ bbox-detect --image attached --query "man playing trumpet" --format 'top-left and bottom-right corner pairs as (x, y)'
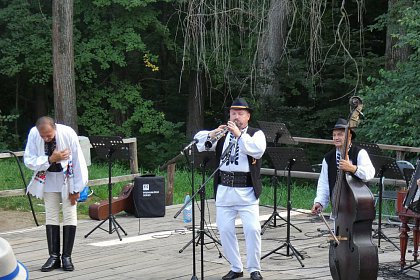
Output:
(194, 97), (266, 280)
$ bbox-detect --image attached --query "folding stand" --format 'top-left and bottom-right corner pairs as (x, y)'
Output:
(174, 142), (234, 280)
(179, 147), (221, 254)
(261, 147), (312, 267)
(257, 121), (296, 145)
(257, 121), (298, 234)
(353, 141), (382, 156)
(369, 153), (403, 250)
(84, 136), (129, 241)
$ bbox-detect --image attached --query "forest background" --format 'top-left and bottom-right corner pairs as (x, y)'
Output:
(1, 0), (419, 170)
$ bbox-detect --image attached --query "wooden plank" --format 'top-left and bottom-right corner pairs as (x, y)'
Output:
(260, 168), (407, 187)
(0, 189), (25, 197)
(88, 173), (140, 187)
(1, 202), (413, 279)
(123, 137), (138, 174)
(0, 151), (24, 159)
(0, 174), (141, 198)
(166, 164), (175, 205)
(293, 136), (420, 153)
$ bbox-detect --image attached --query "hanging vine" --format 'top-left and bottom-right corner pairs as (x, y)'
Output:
(177, 0), (366, 102)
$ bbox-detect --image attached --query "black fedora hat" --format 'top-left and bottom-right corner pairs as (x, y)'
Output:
(229, 97), (253, 112)
(332, 118), (356, 139)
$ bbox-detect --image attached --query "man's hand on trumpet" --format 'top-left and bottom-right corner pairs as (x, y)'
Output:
(209, 124), (228, 139)
(208, 121), (241, 140)
(226, 121), (241, 138)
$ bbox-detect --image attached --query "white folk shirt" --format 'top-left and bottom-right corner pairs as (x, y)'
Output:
(24, 124), (88, 199)
(314, 148), (375, 208)
(195, 127), (266, 207)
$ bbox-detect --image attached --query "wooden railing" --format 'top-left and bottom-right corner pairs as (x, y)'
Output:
(0, 137), (139, 198)
(1, 136), (418, 198)
(293, 137), (420, 160)
(260, 168), (406, 188)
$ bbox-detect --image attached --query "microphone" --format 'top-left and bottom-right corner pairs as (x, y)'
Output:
(182, 138), (198, 152)
(221, 138), (237, 160)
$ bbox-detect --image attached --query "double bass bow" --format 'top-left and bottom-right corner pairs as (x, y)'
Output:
(320, 96), (378, 280)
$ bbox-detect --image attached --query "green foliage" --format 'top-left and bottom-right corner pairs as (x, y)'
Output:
(72, 0), (184, 169)
(0, 111), (19, 151)
(0, 1), (52, 84)
(78, 78), (185, 169)
(358, 1), (420, 147)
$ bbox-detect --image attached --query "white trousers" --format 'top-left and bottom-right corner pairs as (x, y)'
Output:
(44, 192), (77, 226)
(216, 204), (261, 273)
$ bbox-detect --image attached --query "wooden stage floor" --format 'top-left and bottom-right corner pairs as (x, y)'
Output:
(1, 201), (419, 280)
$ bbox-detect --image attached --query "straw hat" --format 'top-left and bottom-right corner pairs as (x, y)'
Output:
(0, 237), (29, 280)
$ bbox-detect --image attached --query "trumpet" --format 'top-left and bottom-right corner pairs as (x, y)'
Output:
(205, 126), (229, 149)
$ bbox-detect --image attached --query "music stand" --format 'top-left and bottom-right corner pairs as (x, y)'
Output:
(257, 121), (297, 234)
(174, 142), (234, 280)
(353, 142), (382, 156)
(258, 121), (296, 145)
(179, 147), (221, 253)
(261, 147), (312, 267)
(369, 153), (403, 250)
(84, 136), (129, 241)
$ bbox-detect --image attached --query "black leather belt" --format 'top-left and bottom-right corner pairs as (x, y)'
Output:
(219, 171), (252, 187)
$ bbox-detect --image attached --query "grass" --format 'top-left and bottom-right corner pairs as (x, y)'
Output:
(1, 158), (390, 221)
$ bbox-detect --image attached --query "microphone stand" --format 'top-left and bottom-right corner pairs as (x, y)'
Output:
(175, 143), (233, 280)
(181, 141), (198, 280)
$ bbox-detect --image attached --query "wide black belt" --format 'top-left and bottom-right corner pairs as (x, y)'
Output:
(219, 171), (252, 188)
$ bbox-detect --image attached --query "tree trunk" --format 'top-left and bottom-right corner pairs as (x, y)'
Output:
(385, 0), (412, 70)
(257, 0), (290, 97)
(34, 89), (48, 119)
(52, 0), (78, 132)
(186, 70), (205, 138)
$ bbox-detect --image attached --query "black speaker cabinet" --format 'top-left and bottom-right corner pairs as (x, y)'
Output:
(133, 176), (165, 218)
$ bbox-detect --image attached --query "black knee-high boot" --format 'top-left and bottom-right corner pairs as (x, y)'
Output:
(41, 225), (61, 272)
(62, 225), (76, 271)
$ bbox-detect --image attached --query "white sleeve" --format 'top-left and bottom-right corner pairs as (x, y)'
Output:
(194, 130), (215, 152)
(237, 130), (266, 159)
(23, 127), (50, 172)
(354, 149), (375, 181)
(69, 130), (89, 193)
(314, 158), (330, 208)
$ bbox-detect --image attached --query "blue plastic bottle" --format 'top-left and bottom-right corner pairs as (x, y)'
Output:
(183, 194), (192, 223)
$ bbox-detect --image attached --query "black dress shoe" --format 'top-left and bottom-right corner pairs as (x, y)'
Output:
(250, 271), (263, 280)
(222, 270), (244, 280)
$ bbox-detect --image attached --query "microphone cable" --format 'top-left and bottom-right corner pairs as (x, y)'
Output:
(2, 150), (39, 226)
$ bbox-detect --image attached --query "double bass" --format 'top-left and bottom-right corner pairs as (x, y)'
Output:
(328, 97), (378, 279)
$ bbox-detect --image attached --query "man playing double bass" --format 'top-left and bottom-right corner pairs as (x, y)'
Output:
(311, 117), (376, 215)
(311, 117), (378, 279)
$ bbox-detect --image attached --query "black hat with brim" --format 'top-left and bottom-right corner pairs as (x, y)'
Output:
(229, 97), (253, 112)
(332, 117), (356, 139)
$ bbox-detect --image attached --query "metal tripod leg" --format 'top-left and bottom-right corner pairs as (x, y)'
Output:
(84, 214), (127, 241)
(261, 210), (302, 235)
(373, 229), (399, 251)
(261, 241), (305, 267)
(261, 170), (301, 235)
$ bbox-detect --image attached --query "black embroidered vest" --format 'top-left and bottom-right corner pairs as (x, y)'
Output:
(213, 126), (263, 199)
(325, 145), (362, 198)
